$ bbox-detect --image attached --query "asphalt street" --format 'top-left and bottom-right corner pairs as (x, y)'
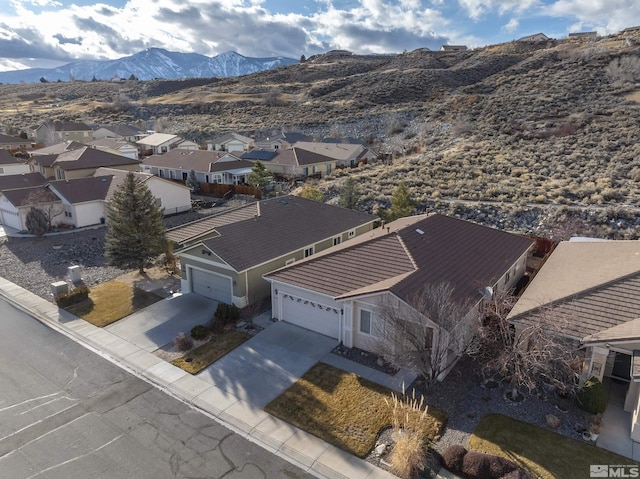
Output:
(0, 298), (314, 479)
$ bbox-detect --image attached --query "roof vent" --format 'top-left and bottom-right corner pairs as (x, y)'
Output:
(279, 199), (288, 205)
(481, 286), (493, 299)
(415, 228), (425, 235)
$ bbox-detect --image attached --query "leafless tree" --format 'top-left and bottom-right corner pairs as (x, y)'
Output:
(605, 55), (640, 88)
(25, 189), (64, 232)
(476, 290), (583, 400)
(374, 282), (482, 390)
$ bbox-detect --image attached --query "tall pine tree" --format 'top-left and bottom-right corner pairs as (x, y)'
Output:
(105, 172), (166, 273)
(381, 182), (415, 222)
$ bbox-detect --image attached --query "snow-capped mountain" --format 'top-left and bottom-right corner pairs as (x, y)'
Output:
(0, 48), (298, 84)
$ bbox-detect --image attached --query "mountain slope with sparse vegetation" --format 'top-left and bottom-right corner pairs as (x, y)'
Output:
(3, 31), (640, 238)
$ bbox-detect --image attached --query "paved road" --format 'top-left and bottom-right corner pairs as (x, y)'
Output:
(0, 298), (314, 479)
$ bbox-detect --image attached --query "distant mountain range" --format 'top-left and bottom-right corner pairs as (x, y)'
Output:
(0, 48), (298, 84)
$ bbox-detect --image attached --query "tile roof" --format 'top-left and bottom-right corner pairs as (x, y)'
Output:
(49, 176), (112, 203)
(136, 133), (180, 147)
(31, 154), (58, 168)
(0, 150), (21, 165)
(292, 141), (370, 161)
(509, 241), (640, 341)
(167, 203), (259, 246)
(200, 196), (377, 272)
(87, 138), (137, 150)
(0, 134), (25, 144)
(266, 214), (534, 308)
(208, 132), (252, 145)
(53, 121), (92, 132)
(93, 167), (189, 202)
(2, 186), (59, 206)
(241, 150), (278, 161)
(30, 141), (85, 156)
(96, 124), (142, 137)
(55, 147), (141, 170)
(142, 149), (228, 172)
(0, 172), (48, 191)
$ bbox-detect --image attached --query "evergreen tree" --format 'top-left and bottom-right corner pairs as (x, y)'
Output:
(338, 177), (360, 210)
(25, 207), (48, 237)
(105, 172), (166, 273)
(299, 184), (323, 202)
(247, 160), (272, 190)
(186, 169), (200, 193)
(381, 182), (416, 222)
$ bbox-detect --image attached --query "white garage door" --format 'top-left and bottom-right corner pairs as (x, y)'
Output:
(0, 209), (21, 230)
(190, 268), (232, 304)
(281, 295), (340, 339)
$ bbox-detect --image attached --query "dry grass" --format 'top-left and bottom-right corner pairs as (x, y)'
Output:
(171, 329), (251, 374)
(65, 280), (163, 327)
(469, 414), (639, 479)
(264, 362), (446, 458)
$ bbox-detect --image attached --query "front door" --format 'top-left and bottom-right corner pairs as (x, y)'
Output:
(612, 352), (631, 382)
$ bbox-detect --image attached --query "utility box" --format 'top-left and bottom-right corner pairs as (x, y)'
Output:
(68, 265), (82, 283)
(51, 281), (69, 297)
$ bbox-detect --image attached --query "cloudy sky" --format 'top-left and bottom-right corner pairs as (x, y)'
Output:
(0, 0), (639, 71)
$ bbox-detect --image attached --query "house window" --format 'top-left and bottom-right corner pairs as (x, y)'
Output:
(326, 163), (332, 175)
(285, 258), (296, 266)
(333, 236), (341, 246)
(304, 246), (314, 258)
(0, 167), (3, 174)
(274, 144), (279, 150)
(348, 229), (356, 239)
(505, 271), (511, 284)
(360, 310), (372, 334)
(302, 167), (309, 176)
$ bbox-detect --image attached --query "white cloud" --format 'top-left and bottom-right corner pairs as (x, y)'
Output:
(457, 0), (540, 20)
(548, 0), (640, 34)
(503, 18), (519, 33)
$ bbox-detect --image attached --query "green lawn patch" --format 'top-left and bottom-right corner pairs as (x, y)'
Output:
(264, 362), (447, 458)
(66, 280), (163, 327)
(469, 413), (639, 479)
(171, 330), (251, 374)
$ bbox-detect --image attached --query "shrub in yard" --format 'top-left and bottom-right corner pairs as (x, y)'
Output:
(190, 324), (209, 340)
(214, 302), (240, 325)
(577, 376), (607, 414)
(441, 445), (531, 479)
(173, 332), (193, 352)
(55, 285), (90, 308)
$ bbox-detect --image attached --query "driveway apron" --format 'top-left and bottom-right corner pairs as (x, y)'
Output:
(106, 293), (217, 352)
(197, 321), (338, 408)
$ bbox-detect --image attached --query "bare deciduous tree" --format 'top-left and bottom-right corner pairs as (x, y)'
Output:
(605, 55), (640, 88)
(476, 290), (583, 400)
(25, 189), (64, 232)
(374, 283), (481, 390)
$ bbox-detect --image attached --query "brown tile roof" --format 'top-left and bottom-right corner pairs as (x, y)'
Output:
(31, 154), (58, 168)
(0, 172), (48, 191)
(142, 149), (229, 172)
(201, 196), (377, 272)
(265, 233), (415, 296)
(55, 147), (141, 170)
(584, 318), (640, 345)
(266, 214), (534, 308)
(167, 203), (259, 246)
(293, 141), (371, 161)
(508, 240), (640, 341)
(49, 176), (112, 203)
(53, 121), (92, 132)
(0, 134), (25, 144)
(136, 133), (180, 147)
(0, 150), (21, 165)
(2, 186), (59, 206)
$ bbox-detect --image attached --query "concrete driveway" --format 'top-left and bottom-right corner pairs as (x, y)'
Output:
(197, 321), (338, 408)
(106, 293), (217, 352)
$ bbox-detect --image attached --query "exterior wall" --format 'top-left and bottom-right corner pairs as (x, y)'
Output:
(146, 179), (191, 215)
(70, 201), (105, 227)
(0, 196), (22, 229)
(177, 140), (199, 151)
(496, 249), (531, 292)
(55, 130), (93, 143)
(56, 163), (140, 180)
(0, 163), (30, 175)
(118, 147), (139, 160)
(347, 294), (387, 350)
(218, 140), (249, 152)
(179, 251), (245, 302)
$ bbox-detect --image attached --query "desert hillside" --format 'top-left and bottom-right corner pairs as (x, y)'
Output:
(2, 31), (640, 238)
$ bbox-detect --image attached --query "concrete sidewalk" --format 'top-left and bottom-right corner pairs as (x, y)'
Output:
(0, 276), (396, 479)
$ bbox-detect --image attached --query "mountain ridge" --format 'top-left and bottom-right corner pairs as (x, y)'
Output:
(0, 48), (298, 84)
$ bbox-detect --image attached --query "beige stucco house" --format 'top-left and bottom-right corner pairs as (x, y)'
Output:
(265, 214), (534, 378)
(52, 147), (141, 180)
(174, 196), (378, 307)
(508, 240), (640, 442)
(206, 133), (253, 152)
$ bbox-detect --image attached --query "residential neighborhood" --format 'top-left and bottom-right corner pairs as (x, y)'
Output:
(0, 120), (638, 479)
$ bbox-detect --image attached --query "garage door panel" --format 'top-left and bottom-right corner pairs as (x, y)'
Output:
(190, 268), (232, 303)
(281, 296), (339, 339)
